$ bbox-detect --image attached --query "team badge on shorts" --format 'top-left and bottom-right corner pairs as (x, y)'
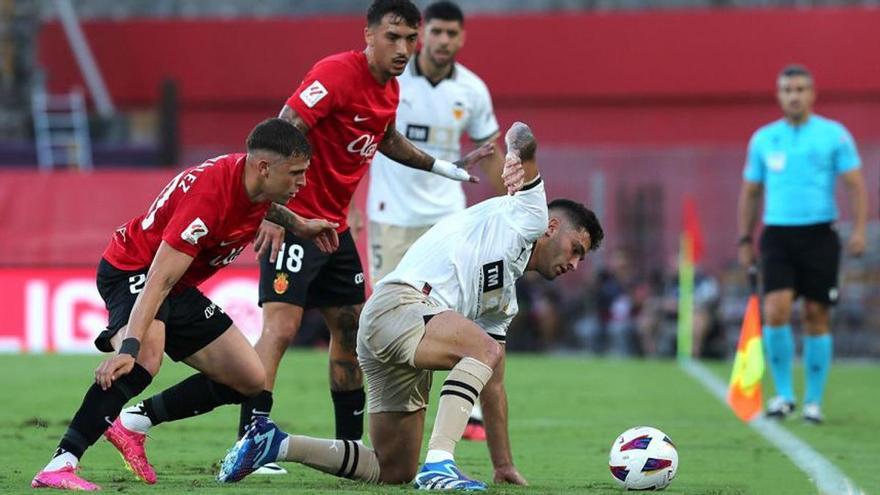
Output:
(273, 272), (290, 294)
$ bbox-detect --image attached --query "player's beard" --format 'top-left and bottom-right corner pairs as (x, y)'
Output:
(426, 47), (454, 72)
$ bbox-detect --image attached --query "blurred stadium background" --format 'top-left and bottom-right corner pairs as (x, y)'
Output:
(1, 1), (880, 493)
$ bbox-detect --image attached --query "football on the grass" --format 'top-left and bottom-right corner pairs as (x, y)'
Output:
(608, 426), (678, 490)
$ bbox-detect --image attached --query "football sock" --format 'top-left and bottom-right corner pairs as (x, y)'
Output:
(427, 357), (493, 457)
(139, 373), (246, 426)
(804, 334), (832, 405)
(332, 388), (366, 440)
(280, 435), (379, 482)
(119, 402), (153, 434)
(44, 449), (79, 471)
(764, 324), (795, 402)
(238, 390), (274, 438)
(55, 363), (152, 462)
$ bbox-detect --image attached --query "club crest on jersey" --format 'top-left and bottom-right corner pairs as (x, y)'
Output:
(452, 100), (465, 121)
(299, 80), (328, 108)
(181, 218), (209, 245)
(273, 272), (290, 294)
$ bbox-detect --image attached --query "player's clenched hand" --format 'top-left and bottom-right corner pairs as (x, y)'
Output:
(737, 243), (755, 269)
(848, 229), (866, 257)
(95, 353), (136, 391)
(296, 218), (340, 253)
(501, 152), (525, 195)
(494, 465), (528, 486)
(254, 220), (285, 263)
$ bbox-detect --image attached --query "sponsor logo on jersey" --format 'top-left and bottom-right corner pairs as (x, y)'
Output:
(181, 218), (209, 245)
(481, 260), (504, 292)
(299, 80), (328, 108)
(405, 124), (429, 142)
(346, 134), (379, 159)
(273, 272), (289, 294)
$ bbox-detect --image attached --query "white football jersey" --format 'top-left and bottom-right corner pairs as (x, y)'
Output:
(378, 179), (548, 341)
(368, 55), (500, 227)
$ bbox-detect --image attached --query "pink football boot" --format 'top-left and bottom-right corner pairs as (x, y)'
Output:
(31, 465), (100, 491)
(103, 418), (157, 484)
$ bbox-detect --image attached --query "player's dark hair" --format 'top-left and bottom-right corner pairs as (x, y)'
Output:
(367, 0), (421, 29)
(548, 199), (604, 251)
(779, 64), (813, 81)
(246, 118), (311, 159)
(425, 1), (464, 25)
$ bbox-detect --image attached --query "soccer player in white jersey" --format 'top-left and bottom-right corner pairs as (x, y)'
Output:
(367, 0), (504, 441)
(218, 122), (604, 491)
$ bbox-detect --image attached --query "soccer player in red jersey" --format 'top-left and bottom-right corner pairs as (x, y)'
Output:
(31, 119), (338, 491)
(238, 0), (495, 461)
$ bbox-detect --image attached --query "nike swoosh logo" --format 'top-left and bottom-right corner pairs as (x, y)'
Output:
(353, 409), (365, 416)
(220, 239), (241, 247)
(354, 114), (371, 122)
(104, 416), (113, 426)
(253, 429), (276, 466)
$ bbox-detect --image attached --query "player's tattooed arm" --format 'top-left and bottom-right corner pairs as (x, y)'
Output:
(378, 126), (435, 170)
(505, 121), (536, 162)
(265, 203), (340, 253)
(278, 105), (311, 134)
(379, 120), (491, 183)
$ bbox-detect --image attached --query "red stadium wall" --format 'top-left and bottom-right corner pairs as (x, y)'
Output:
(37, 8), (880, 150)
(15, 7), (880, 272)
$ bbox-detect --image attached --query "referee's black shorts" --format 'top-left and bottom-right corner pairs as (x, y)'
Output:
(759, 222), (841, 305)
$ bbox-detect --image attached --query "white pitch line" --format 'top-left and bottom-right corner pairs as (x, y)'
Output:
(680, 359), (866, 495)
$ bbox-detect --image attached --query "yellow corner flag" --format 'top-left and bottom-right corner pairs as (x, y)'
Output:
(727, 275), (764, 422)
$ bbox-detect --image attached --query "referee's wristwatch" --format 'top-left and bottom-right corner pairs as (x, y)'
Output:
(737, 235), (753, 246)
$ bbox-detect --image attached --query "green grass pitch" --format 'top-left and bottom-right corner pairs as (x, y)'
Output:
(1, 351), (877, 494)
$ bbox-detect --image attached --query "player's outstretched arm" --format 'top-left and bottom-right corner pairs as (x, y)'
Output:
(95, 242), (193, 390)
(378, 124), (493, 183)
(265, 203), (340, 253)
